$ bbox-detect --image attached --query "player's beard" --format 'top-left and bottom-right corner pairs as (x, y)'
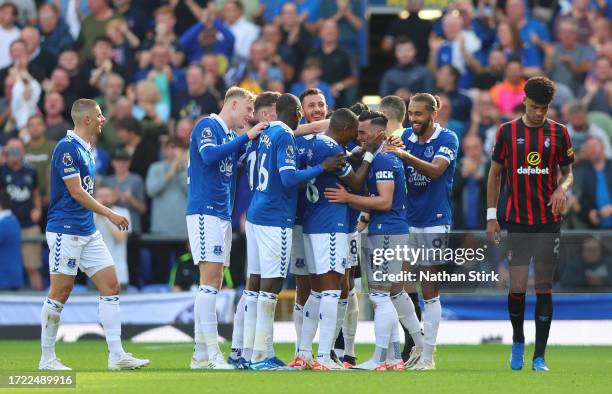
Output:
(412, 117), (433, 136)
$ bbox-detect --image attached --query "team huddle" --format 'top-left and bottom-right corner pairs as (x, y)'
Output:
(39, 77), (571, 373)
(185, 86), (457, 371)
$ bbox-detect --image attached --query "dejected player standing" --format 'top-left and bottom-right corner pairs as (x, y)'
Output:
(487, 77), (574, 372)
(40, 99), (149, 371)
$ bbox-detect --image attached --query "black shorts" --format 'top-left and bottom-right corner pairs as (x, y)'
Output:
(506, 222), (561, 267)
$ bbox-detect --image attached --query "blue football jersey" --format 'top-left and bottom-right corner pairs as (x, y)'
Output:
(302, 134), (352, 234)
(367, 151), (408, 235)
(345, 140), (361, 232)
(294, 135), (315, 226)
(401, 124), (458, 227)
(247, 121), (299, 227)
(241, 136), (260, 196)
(186, 114), (242, 220)
(46, 130), (96, 236)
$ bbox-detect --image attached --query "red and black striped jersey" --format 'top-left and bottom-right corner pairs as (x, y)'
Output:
(492, 117), (574, 225)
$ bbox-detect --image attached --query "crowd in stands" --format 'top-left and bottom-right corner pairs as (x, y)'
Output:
(0, 0), (610, 291)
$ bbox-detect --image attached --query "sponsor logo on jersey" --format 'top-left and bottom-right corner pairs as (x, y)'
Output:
(517, 166), (550, 175)
(438, 146), (455, 161)
(82, 175), (94, 195)
(527, 151), (542, 166)
(406, 166), (430, 186)
(375, 170), (394, 180)
(567, 147), (574, 156)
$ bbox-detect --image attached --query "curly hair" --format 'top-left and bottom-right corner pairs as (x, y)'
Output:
(524, 76), (556, 105)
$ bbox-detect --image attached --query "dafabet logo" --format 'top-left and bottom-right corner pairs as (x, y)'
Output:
(518, 152), (549, 175)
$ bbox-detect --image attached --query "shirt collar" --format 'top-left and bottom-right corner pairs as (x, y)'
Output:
(66, 130), (91, 150)
(408, 123), (442, 144)
(269, 121), (294, 135)
(209, 113), (231, 135)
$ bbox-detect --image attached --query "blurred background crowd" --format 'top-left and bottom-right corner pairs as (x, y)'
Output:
(0, 0), (610, 293)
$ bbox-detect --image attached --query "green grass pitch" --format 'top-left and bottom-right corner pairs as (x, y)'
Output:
(1, 341), (610, 394)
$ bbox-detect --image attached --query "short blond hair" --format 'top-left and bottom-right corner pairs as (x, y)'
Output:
(71, 99), (99, 124)
(224, 86), (255, 104)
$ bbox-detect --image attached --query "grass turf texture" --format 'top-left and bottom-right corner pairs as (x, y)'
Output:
(0, 341), (610, 394)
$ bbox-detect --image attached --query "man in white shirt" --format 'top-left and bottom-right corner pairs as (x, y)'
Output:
(0, 2), (20, 69)
(95, 186), (131, 287)
(222, 0), (260, 62)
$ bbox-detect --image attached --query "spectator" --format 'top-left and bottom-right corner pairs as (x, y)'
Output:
(21, 26), (57, 78)
(0, 138), (42, 290)
(179, 4), (235, 66)
(0, 2), (20, 70)
(43, 92), (71, 142)
(545, 17), (597, 92)
(471, 48), (507, 90)
(589, 14), (611, 53)
(469, 90), (500, 152)
(76, 0), (123, 58)
(172, 64), (219, 121)
(560, 0), (593, 44)
(561, 237), (612, 290)
(37, 3), (74, 57)
(75, 35), (129, 99)
(429, 12), (481, 89)
(434, 64), (472, 124)
(578, 56), (612, 115)
(290, 57), (334, 108)
(310, 19), (358, 108)
(23, 114), (54, 209)
(174, 117), (193, 147)
(145, 137), (188, 284)
(505, 0), (551, 54)
(261, 23), (297, 83)
(222, 0), (260, 62)
(495, 20), (542, 77)
(45, 66), (77, 119)
(279, 2), (313, 72)
(10, 67), (42, 131)
(0, 189), (23, 290)
(379, 95), (406, 138)
(135, 44), (177, 112)
(105, 18), (140, 78)
(215, 0), (263, 23)
(139, 6), (184, 68)
(101, 148), (146, 234)
(0, 39), (46, 94)
(579, 136), (612, 229)
(132, 79), (170, 130)
(490, 59), (526, 120)
(379, 36), (434, 99)
(382, 0), (432, 65)
(564, 101), (612, 160)
(91, 132), (110, 176)
(115, 117), (158, 180)
(0, 0), (35, 26)
(225, 39), (284, 94)
(95, 186), (130, 286)
(100, 95), (132, 153)
(94, 72), (125, 117)
(451, 0), (495, 50)
(436, 94), (467, 141)
(200, 53), (228, 104)
(453, 134), (488, 230)
(318, 0), (364, 57)
(111, 0), (149, 41)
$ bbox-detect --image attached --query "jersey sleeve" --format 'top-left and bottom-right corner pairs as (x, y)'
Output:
(374, 155), (395, 183)
(558, 126), (575, 166)
(54, 142), (80, 180)
(194, 118), (221, 153)
(434, 132), (459, 164)
(277, 132), (297, 172)
(491, 125), (507, 164)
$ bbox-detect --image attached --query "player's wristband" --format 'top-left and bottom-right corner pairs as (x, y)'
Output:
(363, 152), (374, 163)
(486, 208), (497, 221)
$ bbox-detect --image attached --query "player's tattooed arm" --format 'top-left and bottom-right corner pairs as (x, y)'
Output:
(386, 145), (449, 180)
(294, 119), (330, 137)
(325, 182), (394, 212)
(64, 176), (129, 231)
(549, 164), (573, 215)
(486, 161), (503, 243)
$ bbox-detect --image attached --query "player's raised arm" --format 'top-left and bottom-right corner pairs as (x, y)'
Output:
(294, 119), (330, 137)
(325, 181), (394, 212)
(199, 120), (268, 166)
(338, 130), (384, 191)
